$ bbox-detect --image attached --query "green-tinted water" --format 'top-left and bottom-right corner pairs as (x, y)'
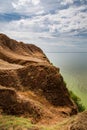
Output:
(46, 52), (87, 108)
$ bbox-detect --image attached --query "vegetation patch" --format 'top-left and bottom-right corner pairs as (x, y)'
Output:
(0, 115), (34, 129)
(69, 91), (86, 112)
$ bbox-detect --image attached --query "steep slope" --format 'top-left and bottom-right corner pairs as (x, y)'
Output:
(0, 33), (77, 124)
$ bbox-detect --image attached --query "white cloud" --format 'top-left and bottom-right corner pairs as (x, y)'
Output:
(12, 0), (30, 9)
(32, 0), (40, 5)
(61, 0), (74, 5)
(12, 0), (40, 9)
(11, 0), (43, 15)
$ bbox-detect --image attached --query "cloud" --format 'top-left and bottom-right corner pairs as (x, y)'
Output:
(61, 0), (87, 6)
(12, 0), (40, 9)
(1, 3), (87, 37)
(12, 0), (28, 9)
(32, 0), (40, 5)
(0, 0), (14, 13)
(1, 5), (87, 40)
(12, 0), (42, 15)
(0, 0), (87, 52)
(61, 0), (74, 5)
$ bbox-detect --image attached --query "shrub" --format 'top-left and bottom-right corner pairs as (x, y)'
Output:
(69, 90), (85, 112)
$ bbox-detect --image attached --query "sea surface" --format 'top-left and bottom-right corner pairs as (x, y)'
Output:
(46, 52), (87, 108)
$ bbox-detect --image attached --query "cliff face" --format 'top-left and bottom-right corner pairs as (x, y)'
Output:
(0, 34), (77, 123)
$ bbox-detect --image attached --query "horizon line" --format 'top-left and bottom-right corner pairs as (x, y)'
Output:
(45, 52), (87, 53)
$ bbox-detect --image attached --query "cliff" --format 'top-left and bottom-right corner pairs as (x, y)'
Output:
(0, 34), (77, 126)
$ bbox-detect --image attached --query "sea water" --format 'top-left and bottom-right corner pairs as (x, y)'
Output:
(46, 52), (87, 108)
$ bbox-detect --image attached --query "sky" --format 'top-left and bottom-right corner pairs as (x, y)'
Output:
(0, 0), (87, 52)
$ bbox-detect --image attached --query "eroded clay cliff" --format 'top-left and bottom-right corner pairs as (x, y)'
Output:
(0, 34), (77, 123)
